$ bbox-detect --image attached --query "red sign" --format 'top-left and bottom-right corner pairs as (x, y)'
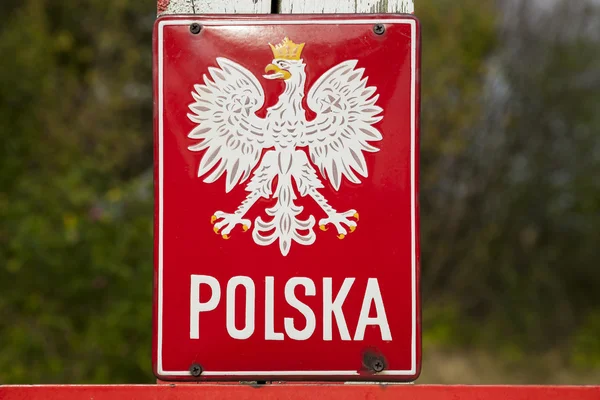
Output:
(153, 14), (421, 382)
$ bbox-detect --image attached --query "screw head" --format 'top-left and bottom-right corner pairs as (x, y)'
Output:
(190, 23), (202, 35)
(372, 359), (385, 372)
(189, 363), (203, 377)
(373, 23), (386, 35)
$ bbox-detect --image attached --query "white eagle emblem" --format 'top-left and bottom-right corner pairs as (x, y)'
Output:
(187, 37), (383, 256)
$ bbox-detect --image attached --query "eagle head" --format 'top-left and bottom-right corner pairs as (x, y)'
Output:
(264, 37), (305, 81)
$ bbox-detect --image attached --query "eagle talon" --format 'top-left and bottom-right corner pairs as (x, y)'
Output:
(353, 212), (359, 221)
(319, 209), (358, 238)
(211, 211), (251, 237)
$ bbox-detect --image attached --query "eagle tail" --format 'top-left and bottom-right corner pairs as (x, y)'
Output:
(252, 175), (316, 256)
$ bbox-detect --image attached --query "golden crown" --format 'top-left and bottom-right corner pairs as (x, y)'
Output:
(268, 37), (305, 60)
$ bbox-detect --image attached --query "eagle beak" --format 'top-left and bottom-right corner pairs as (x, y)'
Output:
(264, 63), (291, 80)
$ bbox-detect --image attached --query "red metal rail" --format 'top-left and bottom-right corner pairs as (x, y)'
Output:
(1, 384), (599, 400)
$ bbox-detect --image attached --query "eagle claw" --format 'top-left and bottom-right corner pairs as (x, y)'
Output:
(211, 211), (252, 237)
(319, 209), (358, 238)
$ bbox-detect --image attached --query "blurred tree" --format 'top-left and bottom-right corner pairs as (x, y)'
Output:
(0, 0), (155, 383)
(417, 0), (499, 346)
(421, 0), (600, 362)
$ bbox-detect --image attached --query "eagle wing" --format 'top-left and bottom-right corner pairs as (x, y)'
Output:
(304, 60), (383, 191)
(187, 57), (272, 193)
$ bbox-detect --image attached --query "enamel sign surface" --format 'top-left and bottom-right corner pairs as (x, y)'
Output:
(153, 14), (421, 381)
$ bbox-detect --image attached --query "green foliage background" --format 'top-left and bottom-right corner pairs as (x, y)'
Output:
(0, 0), (599, 384)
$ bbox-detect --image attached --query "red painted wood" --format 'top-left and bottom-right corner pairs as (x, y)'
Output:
(153, 14), (421, 382)
(157, 0), (171, 13)
(1, 385), (599, 400)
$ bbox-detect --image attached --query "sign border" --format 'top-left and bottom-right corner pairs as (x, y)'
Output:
(153, 15), (420, 380)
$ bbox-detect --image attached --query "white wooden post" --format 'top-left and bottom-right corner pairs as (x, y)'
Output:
(158, 0), (271, 15)
(158, 0), (413, 15)
(278, 0), (413, 14)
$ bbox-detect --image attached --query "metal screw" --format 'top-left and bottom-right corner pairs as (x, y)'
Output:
(190, 23), (202, 35)
(190, 363), (203, 377)
(372, 358), (385, 372)
(373, 24), (386, 35)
